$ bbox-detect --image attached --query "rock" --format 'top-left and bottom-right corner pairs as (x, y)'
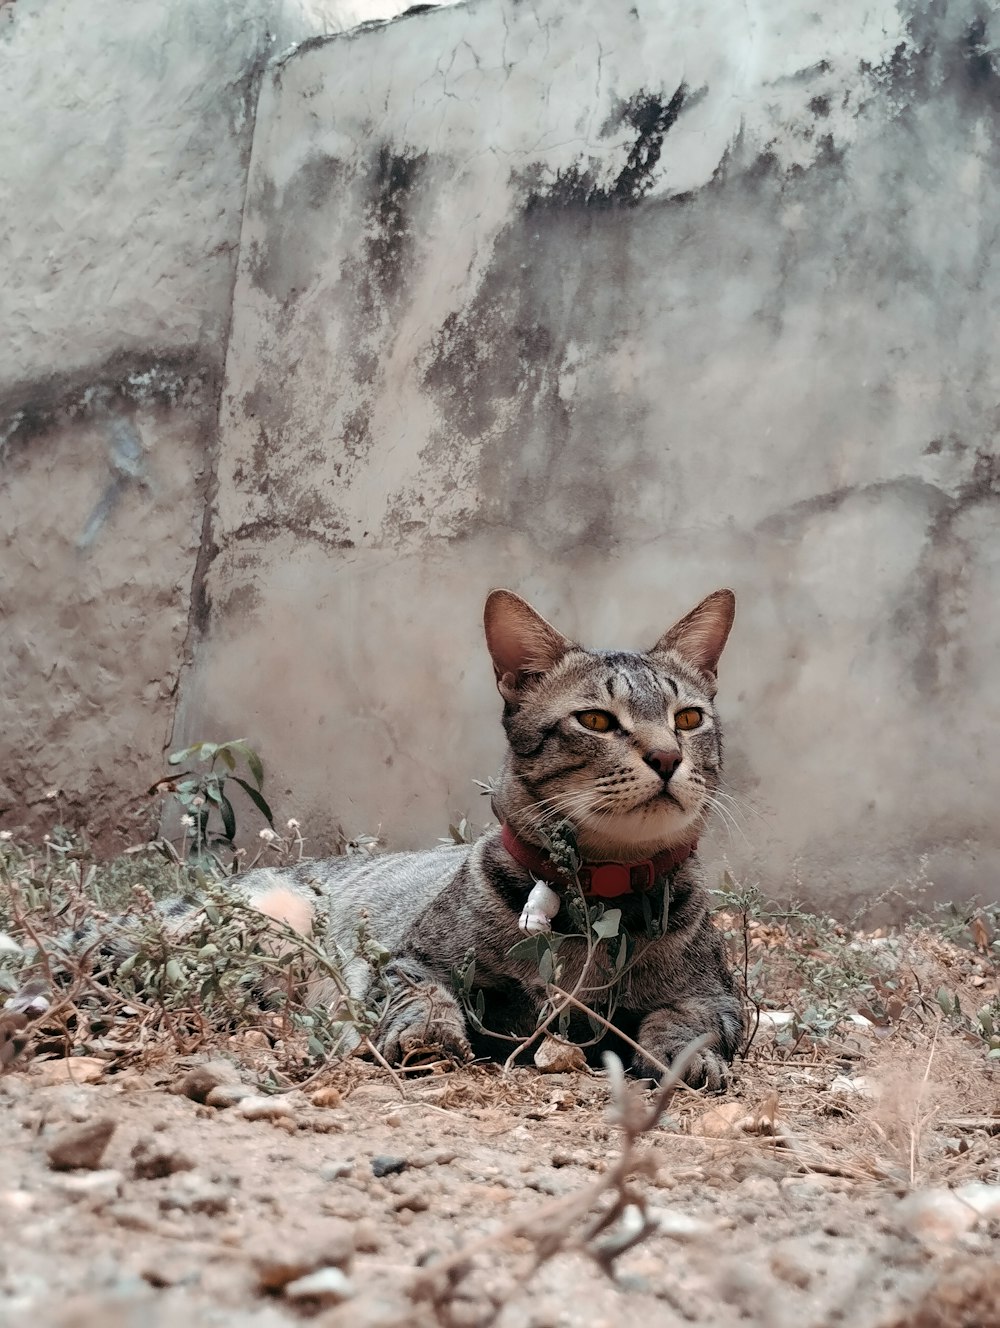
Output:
(1, 1188), (35, 1213)
(51, 1169), (124, 1203)
(887, 1189), (982, 1248)
(311, 1085), (343, 1108)
(952, 1183), (1000, 1220)
(692, 1102), (747, 1137)
(393, 1190), (430, 1212)
(769, 1248), (813, 1289)
(755, 1012), (795, 1032)
(829, 1074), (876, 1098)
(738, 1176), (781, 1201)
(533, 1036), (587, 1074)
(250, 1219), (354, 1290)
(36, 1056), (106, 1086)
(649, 1207), (719, 1242)
(178, 1061), (242, 1104)
(353, 1218), (381, 1253)
(371, 1155), (408, 1178)
(283, 1266), (354, 1306)
(131, 1136), (195, 1179)
(205, 1083), (252, 1109)
(159, 1173), (233, 1216)
(319, 1161), (354, 1181)
(236, 1094), (295, 1121)
(46, 1117), (116, 1171)
(410, 1149), (458, 1169)
(140, 1254), (199, 1288)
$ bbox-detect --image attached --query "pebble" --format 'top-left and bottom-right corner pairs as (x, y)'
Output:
(46, 1117), (117, 1171)
(649, 1207), (719, 1241)
(769, 1248), (813, 1289)
(738, 1176), (781, 1201)
(311, 1085), (343, 1109)
(237, 1095), (295, 1121)
(353, 1218), (381, 1253)
(131, 1137), (195, 1180)
(320, 1161), (354, 1181)
(829, 1074), (876, 1098)
(178, 1060), (242, 1104)
(159, 1173), (233, 1216)
(51, 1169), (124, 1203)
(692, 1102), (747, 1137)
(283, 1266), (355, 1306)
(898, 1184), (1000, 1244)
(533, 1036), (587, 1073)
(371, 1155), (408, 1178)
(35, 1056), (106, 1085)
(205, 1083), (252, 1109)
(250, 1219), (354, 1290)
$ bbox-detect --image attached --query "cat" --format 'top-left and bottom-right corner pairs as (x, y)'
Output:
(232, 587), (744, 1089)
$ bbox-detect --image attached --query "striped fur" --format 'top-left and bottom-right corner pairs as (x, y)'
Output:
(232, 589), (744, 1088)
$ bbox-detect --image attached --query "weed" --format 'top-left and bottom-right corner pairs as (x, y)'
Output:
(150, 738), (274, 871)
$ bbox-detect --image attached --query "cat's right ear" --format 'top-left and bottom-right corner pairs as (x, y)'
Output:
(484, 590), (574, 702)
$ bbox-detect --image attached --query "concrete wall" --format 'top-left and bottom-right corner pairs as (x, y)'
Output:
(0, 0), (451, 843)
(4, 0), (999, 913)
(177, 0), (1000, 913)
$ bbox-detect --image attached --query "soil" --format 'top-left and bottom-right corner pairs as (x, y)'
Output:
(2, 1027), (998, 1328)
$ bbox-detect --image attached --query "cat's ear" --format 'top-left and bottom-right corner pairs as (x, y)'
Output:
(484, 590), (574, 700)
(652, 589), (736, 680)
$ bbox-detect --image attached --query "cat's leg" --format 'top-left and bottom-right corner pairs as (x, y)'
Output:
(632, 988), (744, 1091)
(375, 957), (473, 1065)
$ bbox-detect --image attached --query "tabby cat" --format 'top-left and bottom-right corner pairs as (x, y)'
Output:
(236, 588), (744, 1089)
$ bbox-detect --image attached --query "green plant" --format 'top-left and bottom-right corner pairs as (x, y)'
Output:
(452, 820), (662, 1069)
(935, 987), (1000, 1059)
(154, 739), (274, 871)
(0, 839), (386, 1082)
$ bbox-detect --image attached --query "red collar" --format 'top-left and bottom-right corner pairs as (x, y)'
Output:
(500, 823), (697, 900)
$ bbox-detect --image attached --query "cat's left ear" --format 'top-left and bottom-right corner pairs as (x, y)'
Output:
(484, 590), (574, 701)
(652, 589), (736, 681)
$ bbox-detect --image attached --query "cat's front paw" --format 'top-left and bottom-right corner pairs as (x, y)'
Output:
(376, 975), (473, 1067)
(631, 1046), (731, 1093)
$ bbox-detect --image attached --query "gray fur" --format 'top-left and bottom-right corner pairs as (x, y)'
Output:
(230, 588), (745, 1089)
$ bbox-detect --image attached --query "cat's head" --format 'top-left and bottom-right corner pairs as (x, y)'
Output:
(484, 588), (736, 861)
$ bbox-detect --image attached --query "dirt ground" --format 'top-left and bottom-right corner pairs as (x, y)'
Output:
(1, 840), (998, 1328)
(2, 1001), (998, 1328)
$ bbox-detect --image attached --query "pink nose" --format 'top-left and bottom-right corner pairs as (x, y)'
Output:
(644, 748), (681, 781)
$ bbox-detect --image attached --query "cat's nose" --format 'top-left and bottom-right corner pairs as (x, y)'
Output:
(644, 748), (681, 781)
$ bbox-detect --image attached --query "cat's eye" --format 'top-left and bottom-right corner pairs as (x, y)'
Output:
(674, 708), (704, 731)
(576, 710), (617, 733)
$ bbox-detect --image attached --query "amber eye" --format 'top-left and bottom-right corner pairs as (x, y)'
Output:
(576, 710), (617, 733)
(674, 708), (704, 731)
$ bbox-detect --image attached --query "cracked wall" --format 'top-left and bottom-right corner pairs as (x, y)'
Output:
(0, 0), (456, 845)
(179, 0), (1000, 911)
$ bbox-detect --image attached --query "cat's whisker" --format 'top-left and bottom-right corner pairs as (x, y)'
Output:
(710, 789), (768, 827)
(702, 794), (751, 849)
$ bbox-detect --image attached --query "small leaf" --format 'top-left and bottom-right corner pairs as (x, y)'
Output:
(165, 959), (184, 985)
(988, 1047), (1000, 1060)
(217, 748), (236, 772)
(218, 794), (237, 843)
(231, 777), (274, 827)
(592, 908), (622, 941)
(507, 933), (566, 964)
(936, 987), (953, 1016)
(539, 949), (555, 984)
